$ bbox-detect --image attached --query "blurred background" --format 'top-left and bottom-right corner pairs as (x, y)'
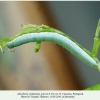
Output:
(0, 1), (100, 90)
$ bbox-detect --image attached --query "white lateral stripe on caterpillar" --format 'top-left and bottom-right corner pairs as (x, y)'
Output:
(6, 32), (98, 68)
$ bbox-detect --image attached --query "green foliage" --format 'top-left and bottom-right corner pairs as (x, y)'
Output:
(34, 42), (41, 52)
(85, 84), (100, 90)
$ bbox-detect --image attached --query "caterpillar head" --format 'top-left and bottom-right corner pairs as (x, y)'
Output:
(0, 38), (11, 53)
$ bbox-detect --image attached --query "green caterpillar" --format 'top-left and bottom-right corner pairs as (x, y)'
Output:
(0, 20), (100, 72)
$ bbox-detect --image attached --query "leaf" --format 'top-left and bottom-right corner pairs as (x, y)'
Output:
(85, 84), (100, 90)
